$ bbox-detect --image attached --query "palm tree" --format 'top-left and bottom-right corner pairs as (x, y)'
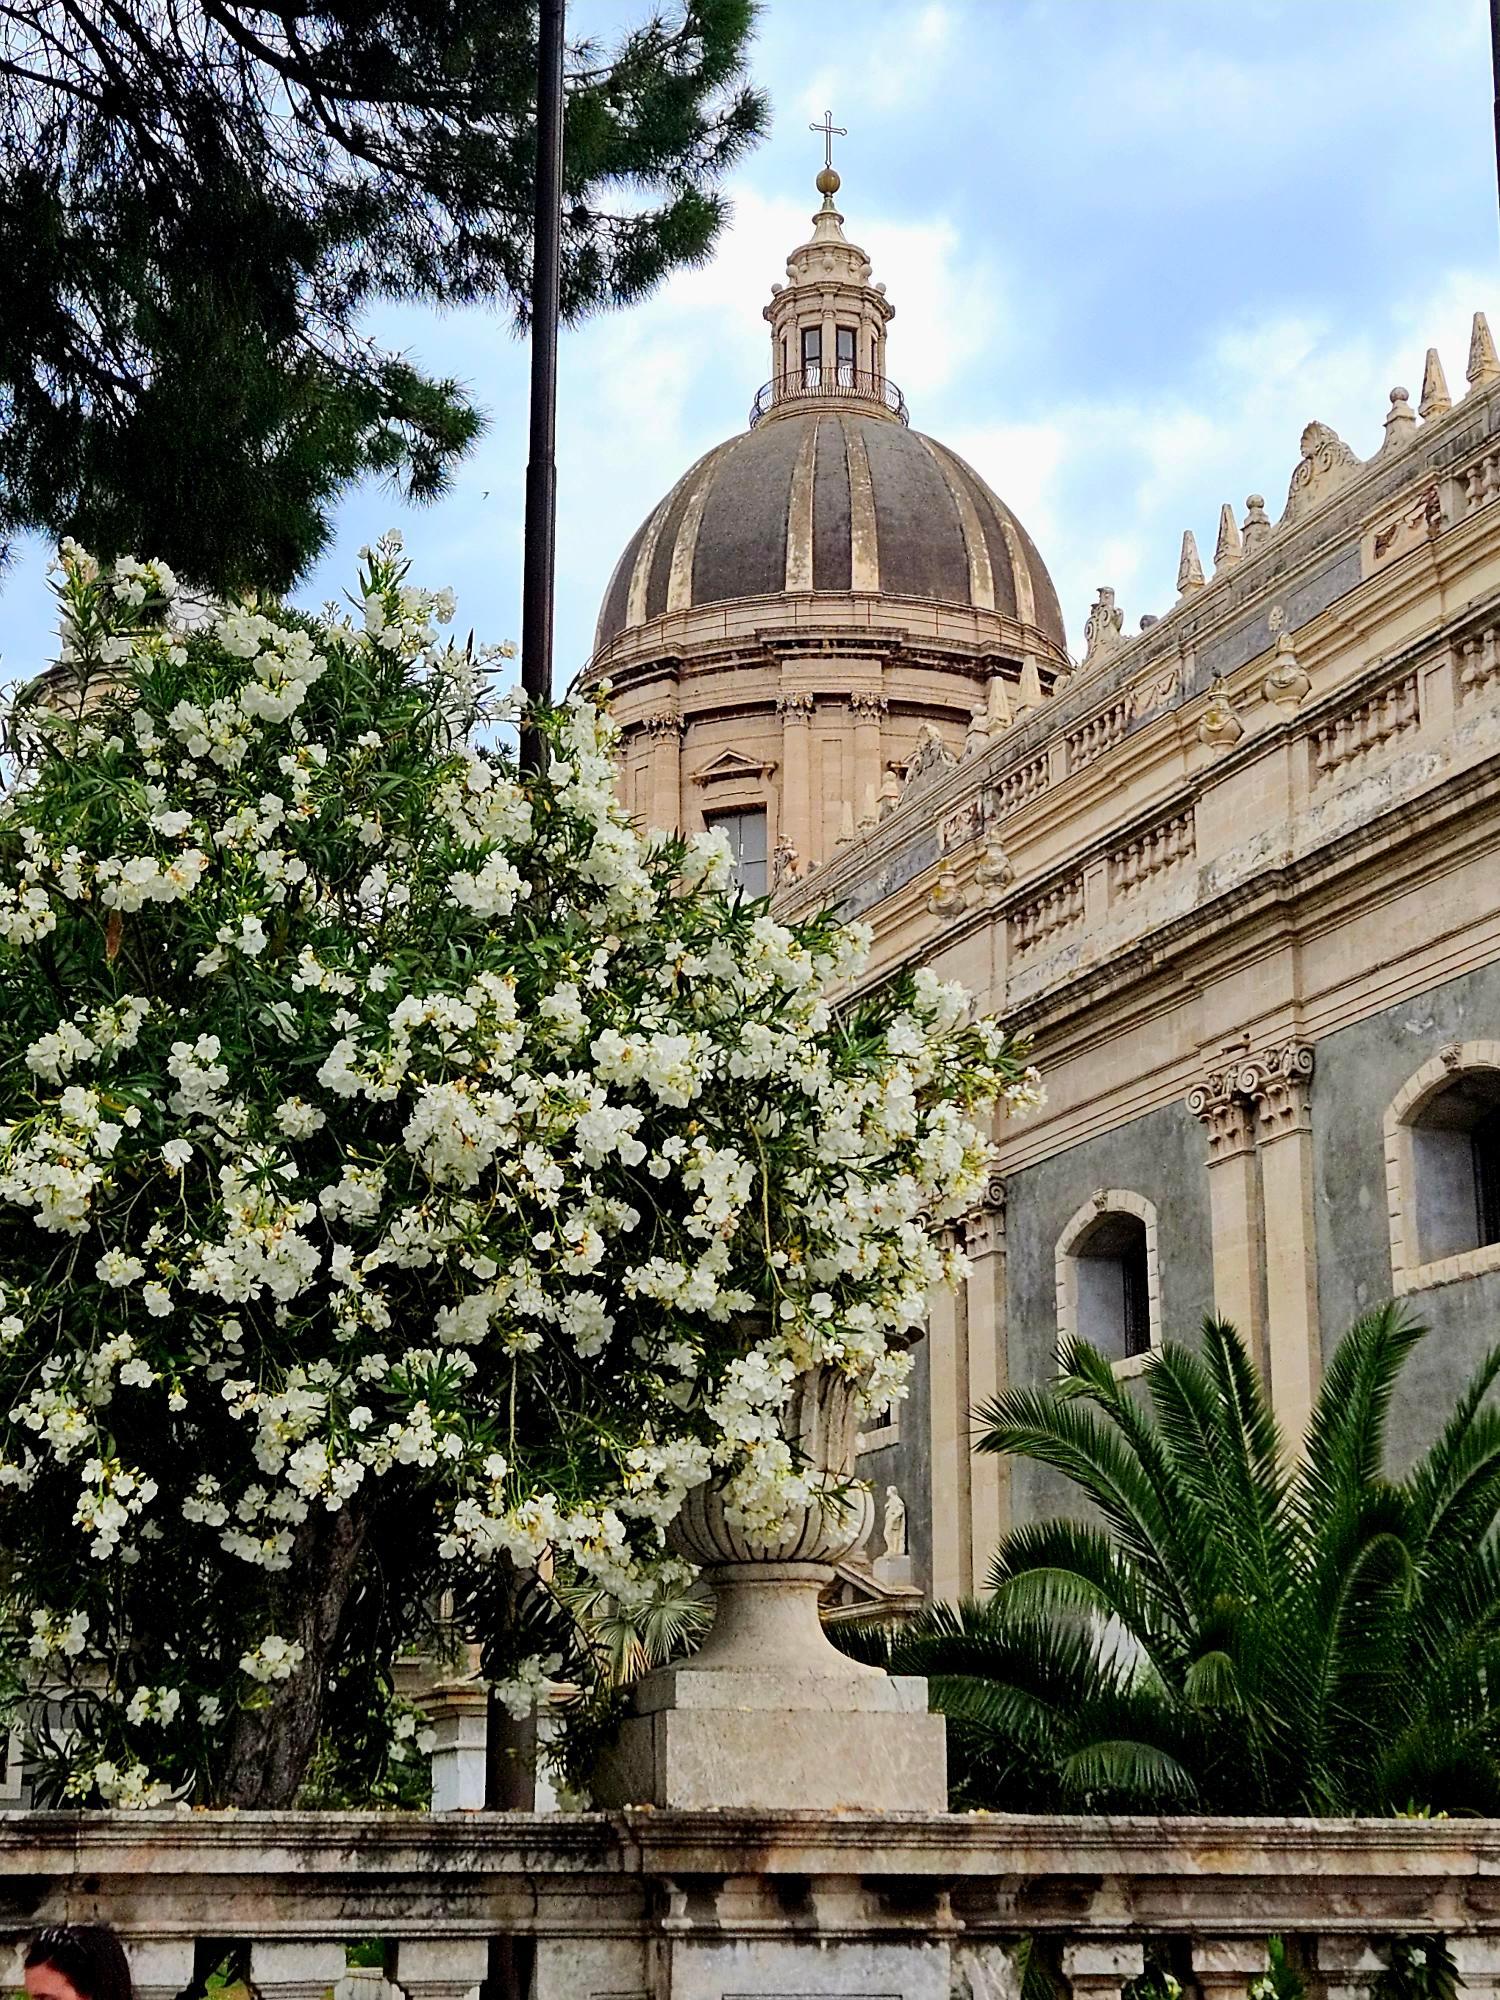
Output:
(843, 1306), (1500, 1813)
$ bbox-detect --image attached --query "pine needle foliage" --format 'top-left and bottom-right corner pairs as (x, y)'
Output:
(847, 1308), (1500, 1814)
(0, 1), (767, 591)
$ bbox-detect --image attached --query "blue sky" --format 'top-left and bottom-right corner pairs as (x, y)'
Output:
(3, 0), (1495, 685)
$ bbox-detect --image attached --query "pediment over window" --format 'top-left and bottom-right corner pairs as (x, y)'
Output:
(820, 1559), (925, 1629)
(690, 748), (778, 787)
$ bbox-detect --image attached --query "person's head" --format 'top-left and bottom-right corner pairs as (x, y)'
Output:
(24, 1926), (134, 2000)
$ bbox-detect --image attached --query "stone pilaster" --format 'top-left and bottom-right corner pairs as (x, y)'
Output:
(642, 707), (684, 834)
(1245, 1041), (1320, 1446)
(925, 1218), (967, 1602)
(1188, 1049), (1268, 1376)
(962, 1179), (1009, 1577)
(777, 688), (815, 863)
(849, 689), (887, 830)
(1189, 1038), (1319, 1443)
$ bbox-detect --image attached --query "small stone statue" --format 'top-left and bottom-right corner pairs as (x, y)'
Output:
(883, 1483), (908, 1560)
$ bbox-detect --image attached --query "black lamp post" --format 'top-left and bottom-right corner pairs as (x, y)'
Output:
(481, 0), (566, 1889)
(519, 0), (565, 771)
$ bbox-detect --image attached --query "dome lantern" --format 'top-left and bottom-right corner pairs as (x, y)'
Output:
(752, 126), (903, 429)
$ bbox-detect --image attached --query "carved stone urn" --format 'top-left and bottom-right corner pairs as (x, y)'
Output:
(591, 1361), (947, 1811)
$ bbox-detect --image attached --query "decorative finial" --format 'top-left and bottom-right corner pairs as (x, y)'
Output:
(1241, 494), (1272, 555)
(1468, 311), (1500, 391)
(1419, 347), (1452, 420)
(1177, 528), (1206, 597)
(1082, 586), (1125, 667)
(1381, 385), (1416, 454)
(1262, 632), (1311, 713)
(1214, 503), (1243, 574)
(810, 109), (847, 204)
(1197, 677), (1244, 752)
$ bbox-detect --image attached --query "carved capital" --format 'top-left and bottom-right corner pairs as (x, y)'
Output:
(1189, 1040), (1315, 1155)
(848, 691), (888, 721)
(1186, 1086), (1258, 1161)
(642, 709), (685, 738)
(1242, 1040), (1315, 1139)
(776, 690), (815, 721)
(961, 1175), (1006, 1259)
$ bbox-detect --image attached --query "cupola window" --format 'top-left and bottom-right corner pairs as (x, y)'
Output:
(836, 325), (856, 386)
(706, 807), (768, 897)
(800, 325), (822, 388)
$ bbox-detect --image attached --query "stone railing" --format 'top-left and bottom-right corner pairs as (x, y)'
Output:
(5, 1811), (1500, 2000)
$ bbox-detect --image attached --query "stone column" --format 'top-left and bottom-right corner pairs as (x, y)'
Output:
(393, 1939), (489, 2000)
(963, 1181), (1009, 1574)
(1247, 1042), (1321, 1446)
(1062, 1941), (1145, 2000)
(643, 709), (683, 834)
(249, 1940), (349, 2000)
(850, 690), (887, 831)
(778, 689), (814, 863)
(418, 1677), (488, 1812)
(1188, 1053), (1268, 1376)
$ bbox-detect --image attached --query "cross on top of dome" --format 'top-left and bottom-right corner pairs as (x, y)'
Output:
(810, 108), (847, 202)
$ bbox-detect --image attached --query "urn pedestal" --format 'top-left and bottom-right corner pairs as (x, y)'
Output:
(591, 1368), (947, 1811)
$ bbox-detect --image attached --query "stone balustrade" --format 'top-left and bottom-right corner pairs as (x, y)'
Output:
(3, 1811), (1500, 2000)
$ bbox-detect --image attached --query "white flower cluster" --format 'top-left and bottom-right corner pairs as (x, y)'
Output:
(0, 538), (1036, 1808)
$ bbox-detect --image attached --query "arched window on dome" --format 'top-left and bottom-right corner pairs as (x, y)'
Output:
(1387, 1045), (1500, 1292)
(835, 325), (856, 387)
(800, 325), (821, 389)
(1055, 1191), (1160, 1377)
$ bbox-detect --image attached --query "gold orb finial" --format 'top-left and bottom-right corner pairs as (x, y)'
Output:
(816, 164), (841, 198)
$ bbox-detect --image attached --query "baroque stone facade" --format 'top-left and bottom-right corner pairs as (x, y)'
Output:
(585, 176), (1500, 1606)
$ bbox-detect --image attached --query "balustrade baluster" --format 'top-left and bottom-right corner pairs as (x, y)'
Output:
(249, 1940), (349, 2000)
(131, 1940), (198, 2000)
(1063, 1940), (1145, 2000)
(1194, 1937), (1272, 2000)
(1317, 1935), (1391, 2000)
(393, 1937), (489, 2000)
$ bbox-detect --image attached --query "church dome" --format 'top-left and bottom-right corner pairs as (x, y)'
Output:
(594, 409), (1065, 654)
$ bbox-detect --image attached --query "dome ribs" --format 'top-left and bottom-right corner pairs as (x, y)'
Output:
(811, 413), (852, 592)
(862, 418), (968, 603)
(691, 416), (803, 610)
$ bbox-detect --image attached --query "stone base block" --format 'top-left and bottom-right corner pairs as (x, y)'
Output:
(592, 1668), (946, 1810)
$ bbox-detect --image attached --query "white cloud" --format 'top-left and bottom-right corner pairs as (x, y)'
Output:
(940, 267), (1494, 655)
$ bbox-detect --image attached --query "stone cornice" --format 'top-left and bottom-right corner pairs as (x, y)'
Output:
(584, 592), (1063, 691)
